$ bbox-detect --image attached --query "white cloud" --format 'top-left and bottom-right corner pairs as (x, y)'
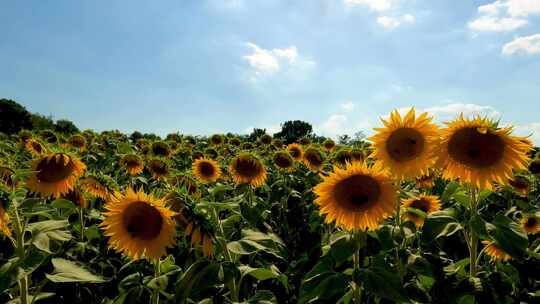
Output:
(317, 114), (349, 137)
(424, 103), (501, 120)
(469, 0), (540, 32)
(515, 122), (540, 145)
(341, 101), (355, 112)
(377, 14), (415, 29)
(243, 42), (315, 80)
(502, 34), (540, 55)
(344, 0), (395, 12)
(468, 16), (527, 32)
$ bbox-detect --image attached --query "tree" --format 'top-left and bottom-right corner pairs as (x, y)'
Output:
(31, 113), (55, 130)
(55, 119), (79, 134)
(274, 120), (313, 144)
(0, 99), (33, 135)
(248, 128), (266, 142)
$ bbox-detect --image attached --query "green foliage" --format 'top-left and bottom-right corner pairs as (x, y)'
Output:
(0, 99), (33, 135)
(274, 120), (313, 144)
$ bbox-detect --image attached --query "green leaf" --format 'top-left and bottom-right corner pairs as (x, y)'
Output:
(45, 258), (106, 283)
(422, 211), (462, 243)
(51, 198), (77, 210)
(328, 233), (356, 266)
(488, 215), (529, 258)
(360, 266), (407, 302)
(239, 265), (281, 281)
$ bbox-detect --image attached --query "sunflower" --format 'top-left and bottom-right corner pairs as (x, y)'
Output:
(370, 108), (439, 180)
(169, 174), (200, 196)
(204, 148), (218, 159)
(229, 153), (267, 187)
(482, 240), (512, 262)
(287, 143), (303, 161)
(273, 151), (294, 170)
(241, 142), (254, 150)
(313, 162), (397, 231)
(322, 139), (335, 151)
(63, 187), (88, 208)
(25, 139), (46, 156)
(151, 141), (171, 157)
(147, 159), (170, 180)
(521, 215), (540, 235)
(192, 158), (221, 183)
(529, 159), (540, 175)
(0, 166), (15, 187)
(258, 134), (272, 145)
(401, 194), (441, 227)
(27, 153), (86, 198)
(184, 136), (197, 146)
(210, 134), (224, 146)
(508, 175), (529, 195)
(272, 139), (284, 149)
(415, 170), (437, 189)
(299, 137), (311, 145)
(192, 151), (204, 160)
(40, 130), (58, 144)
(100, 188), (177, 260)
(437, 115), (531, 189)
(0, 201), (11, 237)
(120, 154), (144, 175)
(166, 193), (215, 257)
(334, 149), (353, 167)
(80, 175), (113, 200)
(303, 147), (325, 172)
(18, 130), (32, 143)
(229, 137), (241, 147)
(350, 149), (365, 163)
(68, 134), (86, 150)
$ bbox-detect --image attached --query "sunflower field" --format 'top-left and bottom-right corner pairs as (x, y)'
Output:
(1, 108), (540, 304)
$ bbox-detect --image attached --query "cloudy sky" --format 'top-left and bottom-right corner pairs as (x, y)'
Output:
(1, 0), (539, 142)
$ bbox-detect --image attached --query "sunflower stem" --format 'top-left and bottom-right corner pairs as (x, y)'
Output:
(78, 207), (85, 242)
(469, 187), (479, 278)
(13, 200), (29, 304)
(213, 207), (239, 302)
(152, 259), (161, 304)
(352, 231), (364, 304)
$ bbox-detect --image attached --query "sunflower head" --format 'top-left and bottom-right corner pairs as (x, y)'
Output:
(192, 151), (204, 160)
(303, 147), (325, 172)
(63, 187), (88, 208)
(68, 135), (86, 150)
(0, 166), (15, 187)
(287, 143), (303, 160)
(334, 149), (353, 167)
(40, 130), (58, 144)
(259, 134), (273, 145)
(482, 240), (512, 262)
(229, 137), (241, 147)
(529, 159), (540, 175)
(80, 174), (115, 200)
(27, 153), (86, 198)
(121, 154), (144, 175)
(438, 115), (531, 189)
(521, 215), (540, 235)
(184, 136), (197, 146)
(136, 138), (148, 149)
(169, 174), (200, 197)
(272, 139), (284, 149)
(322, 139), (336, 151)
(147, 159), (170, 180)
(401, 194), (441, 227)
(350, 148), (365, 163)
(140, 145), (150, 156)
(151, 141), (171, 157)
(210, 134), (224, 146)
(0, 199), (11, 237)
(273, 151), (294, 170)
(19, 130), (32, 143)
(100, 188), (177, 261)
(508, 175), (529, 195)
(204, 148), (219, 159)
(370, 108), (439, 180)
(299, 137), (311, 146)
(168, 140), (179, 151)
(192, 158), (221, 183)
(241, 142), (254, 150)
(313, 162), (397, 231)
(415, 170), (437, 189)
(229, 153), (267, 187)
(25, 139), (46, 156)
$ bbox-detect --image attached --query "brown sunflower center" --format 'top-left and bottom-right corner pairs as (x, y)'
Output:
(305, 150), (324, 167)
(199, 161), (216, 177)
(150, 161), (168, 175)
(509, 176), (529, 190)
(274, 153), (293, 168)
(234, 157), (262, 178)
(32, 142), (43, 152)
(152, 144), (169, 156)
(409, 199), (430, 213)
(447, 127), (505, 168)
(123, 201), (163, 240)
(289, 148), (301, 158)
(336, 151), (353, 165)
(529, 160), (540, 175)
(333, 174), (381, 210)
(385, 127), (425, 162)
(36, 156), (74, 183)
(525, 217), (538, 228)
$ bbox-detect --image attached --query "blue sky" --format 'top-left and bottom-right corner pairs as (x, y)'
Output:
(1, 0), (539, 142)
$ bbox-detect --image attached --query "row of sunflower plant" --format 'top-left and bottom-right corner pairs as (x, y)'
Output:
(0, 108), (539, 303)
